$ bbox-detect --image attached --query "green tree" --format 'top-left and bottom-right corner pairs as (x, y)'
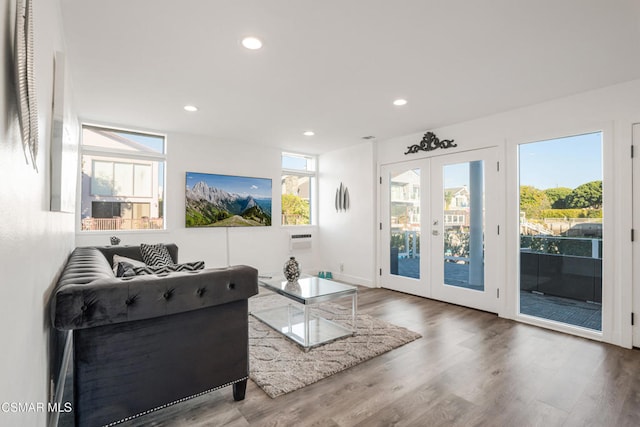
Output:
(544, 187), (572, 209)
(281, 194), (310, 224)
(565, 181), (602, 209)
(519, 185), (550, 219)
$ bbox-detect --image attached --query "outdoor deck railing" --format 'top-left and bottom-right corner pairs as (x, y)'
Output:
(520, 235), (602, 303)
(81, 217), (164, 231)
(520, 235), (601, 259)
(282, 214), (309, 225)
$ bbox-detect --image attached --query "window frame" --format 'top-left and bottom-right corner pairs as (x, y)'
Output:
(281, 152), (317, 226)
(78, 123), (167, 233)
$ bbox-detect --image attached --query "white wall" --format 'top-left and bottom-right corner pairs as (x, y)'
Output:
(0, 0), (77, 425)
(318, 141), (377, 286)
(377, 78), (640, 348)
(76, 132), (318, 275)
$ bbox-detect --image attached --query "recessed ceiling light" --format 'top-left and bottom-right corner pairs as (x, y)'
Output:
(393, 99), (407, 106)
(303, 131), (315, 136)
(241, 37), (263, 50)
(184, 105), (198, 112)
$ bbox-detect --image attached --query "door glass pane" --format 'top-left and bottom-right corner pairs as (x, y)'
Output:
(519, 132), (603, 331)
(390, 169), (421, 279)
(443, 161), (485, 290)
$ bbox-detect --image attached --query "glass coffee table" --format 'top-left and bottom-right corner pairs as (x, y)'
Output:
(252, 276), (358, 350)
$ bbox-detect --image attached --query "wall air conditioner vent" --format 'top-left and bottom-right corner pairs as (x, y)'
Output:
(290, 233), (312, 251)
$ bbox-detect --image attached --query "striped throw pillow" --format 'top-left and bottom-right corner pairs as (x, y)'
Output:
(133, 261), (205, 275)
(140, 243), (174, 267)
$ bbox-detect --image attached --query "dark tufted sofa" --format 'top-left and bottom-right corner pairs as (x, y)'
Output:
(51, 244), (258, 427)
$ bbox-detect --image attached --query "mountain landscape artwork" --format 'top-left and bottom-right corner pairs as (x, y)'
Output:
(185, 172), (272, 227)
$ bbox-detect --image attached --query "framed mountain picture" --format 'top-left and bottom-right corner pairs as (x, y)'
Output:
(185, 172), (272, 227)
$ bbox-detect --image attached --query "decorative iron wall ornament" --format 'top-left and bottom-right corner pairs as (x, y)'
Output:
(404, 132), (456, 155)
(335, 182), (350, 212)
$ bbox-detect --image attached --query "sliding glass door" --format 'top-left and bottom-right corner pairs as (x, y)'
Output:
(518, 132), (603, 331)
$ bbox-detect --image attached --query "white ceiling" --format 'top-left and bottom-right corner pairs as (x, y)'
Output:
(59, 0), (640, 154)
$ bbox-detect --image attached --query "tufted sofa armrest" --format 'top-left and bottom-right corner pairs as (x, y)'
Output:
(52, 247), (258, 330)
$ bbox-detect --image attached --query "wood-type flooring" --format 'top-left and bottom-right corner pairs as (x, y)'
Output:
(100, 287), (640, 426)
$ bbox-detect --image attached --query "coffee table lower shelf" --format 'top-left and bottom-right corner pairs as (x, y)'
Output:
(251, 304), (354, 351)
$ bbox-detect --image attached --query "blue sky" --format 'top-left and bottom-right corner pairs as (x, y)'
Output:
(186, 172), (272, 199)
(125, 132), (164, 153)
(443, 132), (602, 190)
(444, 163), (470, 188)
(282, 153), (313, 171)
(519, 132), (602, 190)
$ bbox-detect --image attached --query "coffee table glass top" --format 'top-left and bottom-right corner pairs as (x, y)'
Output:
(258, 276), (357, 305)
(254, 275), (358, 349)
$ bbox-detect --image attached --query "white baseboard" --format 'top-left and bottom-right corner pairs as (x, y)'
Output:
(330, 273), (374, 287)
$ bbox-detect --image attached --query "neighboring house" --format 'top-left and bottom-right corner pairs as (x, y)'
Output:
(390, 170), (420, 227)
(444, 210), (469, 228)
(446, 186), (469, 209)
(390, 181), (472, 229)
(80, 129), (162, 230)
(444, 186), (470, 227)
(281, 175), (310, 200)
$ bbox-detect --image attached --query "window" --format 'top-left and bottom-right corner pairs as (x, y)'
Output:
(281, 153), (316, 225)
(80, 125), (166, 231)
(91, 161), (152, 197)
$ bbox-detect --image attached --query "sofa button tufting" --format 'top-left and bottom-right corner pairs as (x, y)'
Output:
(81, 304), (88, 312)
(228, 283), (235, 290)
(196, 288), (205, 297)
(125, 297), (135, 306)
(163, 291), (172, 300)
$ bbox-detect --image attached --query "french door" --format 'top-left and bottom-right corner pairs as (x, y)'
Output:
(380, 147), (501, 313)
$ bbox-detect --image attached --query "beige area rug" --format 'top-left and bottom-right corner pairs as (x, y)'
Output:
(248, 291), (421, 398)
